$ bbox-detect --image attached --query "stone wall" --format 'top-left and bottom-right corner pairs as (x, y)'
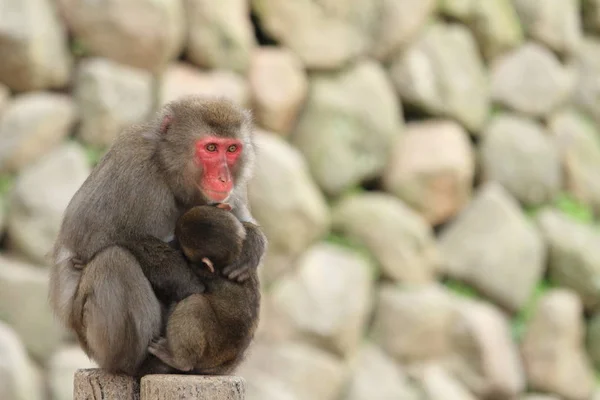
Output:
(1, 0), (600, 399)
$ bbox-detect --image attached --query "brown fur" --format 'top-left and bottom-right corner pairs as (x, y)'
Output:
(135, 206), (261, 374)
(48, 96), (266, 376)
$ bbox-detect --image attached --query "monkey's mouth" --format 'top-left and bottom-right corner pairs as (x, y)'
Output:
(200, 186), (230, 202)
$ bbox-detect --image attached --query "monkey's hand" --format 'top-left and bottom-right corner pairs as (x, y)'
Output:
(223, 222), (267, 282)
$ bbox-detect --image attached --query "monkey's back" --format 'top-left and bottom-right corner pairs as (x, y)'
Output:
(166, 270), (260, 375)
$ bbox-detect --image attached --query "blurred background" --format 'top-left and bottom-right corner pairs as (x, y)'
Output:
(1, 0), (600, 399)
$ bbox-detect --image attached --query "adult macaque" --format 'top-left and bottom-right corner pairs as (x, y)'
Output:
(49, 96), (267, 376)
(123, 204), (260, 374)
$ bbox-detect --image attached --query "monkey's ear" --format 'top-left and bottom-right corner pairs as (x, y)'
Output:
(160, 115), (173, 134)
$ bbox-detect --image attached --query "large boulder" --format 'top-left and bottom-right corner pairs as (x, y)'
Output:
(469, 0), (524, 61)
(513, 0), (582, 56)
(491, 43), (574, 117)
(265, 243), (374, 358)
(0, 0), (72, 91)
(238, 340), (346, 400)
(159, 62), (249, 107)
(75, 58), (153, 148)
(6, 143), (90, 265)
(536, 209), (600, 310)
(0, 256), (67, 361)
(479, 113), (562, 207)
(447, 299), (525, 398)
(572, 39), (600, 128)
(521, 289), (595, 400)
(248, 131), (330, 282)
(548, 109), (600, 213)
(332, 193), (439, 284)
(410, 364), (478, 400)
(0, 93), (77, 174)
(249, 48), (308, 136)
(293, 60), (403, 196)
(345, 344), (420, 400)
(389, 22), (489, 132)
(371, 284), (456, 363)
(184, 0), (255, 73)
(382, 120), (475, 225)
(0, 322), (43, 400)
(57, 0), (185, 72)
(438, 183), (546, 312)
(370, 0), (436, 61)
(251, 0), (377, 69)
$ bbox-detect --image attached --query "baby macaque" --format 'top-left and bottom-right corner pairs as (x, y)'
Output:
(123, 204), (261, 374)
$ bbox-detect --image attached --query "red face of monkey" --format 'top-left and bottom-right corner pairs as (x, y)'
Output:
(194, 137), (243, 202)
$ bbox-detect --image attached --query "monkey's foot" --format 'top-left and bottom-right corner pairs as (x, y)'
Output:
(148, 339), (193, 372)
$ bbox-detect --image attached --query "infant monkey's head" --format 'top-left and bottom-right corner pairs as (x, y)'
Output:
(175, 204), (246, 273)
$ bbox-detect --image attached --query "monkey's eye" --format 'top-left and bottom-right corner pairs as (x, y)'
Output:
(227, 144), (238, 152)
(205, 144), (217, 152)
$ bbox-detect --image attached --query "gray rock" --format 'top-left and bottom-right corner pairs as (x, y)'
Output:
(480, 113), (562, 207)
(266, 243), (374, 357)
(410, 364), (477, 400)
(0, 0), (72, 91)
(332, 193), (439, 283)
(536, 209), (600, 310)
(370, 0), (436, 61)
(583, 0), (600, 33)
(0, 256), (67, 361)
(293, 60), (403, 196)
(251, 0), (377, 69)
(438, 182), (545, 312)
(48, 346), (97, 400)
(160, 62), (249, 107)
(248, 131), (330, 283)
(382, 120), (475, 226)
(185, 0), (255, 73)
(548, 110), (600, 213)
(74, 58), (153, 148)
(521, 289), (595, 400)
(0, 92), (77, 174)
(0, 83), (9, 114)
(572, 39), (600, 128)
(238, 340), (346, 400)
(345, 343), (420, 400)
(57, 0), (184, 72)
(469, 0), (524, 61)
(0, 321), (43, 400)
(438, 0), (474, 21)
(249, 48), (308, 136)
(447, 298), (525, 398)
(491, 43), (574, 117)
(6, 143), (90, 265)
(389, 22), (489, 132)
(513, 0), (582, 55)
(371, 284), (456, 363)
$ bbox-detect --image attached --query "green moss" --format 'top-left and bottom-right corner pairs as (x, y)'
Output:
(443, 278), (479, 298)
(511, 280), (554, 341)
(553, 192), (594, 224)
(84, 145), (106, 167)
(70, 38), (88, 57)
(0, 175), (14, 197)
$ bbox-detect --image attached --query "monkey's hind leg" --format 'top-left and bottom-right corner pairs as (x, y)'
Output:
(148, 337), (194, 372)
(73, 246), (162, 376)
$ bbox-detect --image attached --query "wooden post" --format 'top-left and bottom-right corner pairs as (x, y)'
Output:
(140, 375), (245, 400)
(74, 369), (139, 400)
(73, 369), (246, 400)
